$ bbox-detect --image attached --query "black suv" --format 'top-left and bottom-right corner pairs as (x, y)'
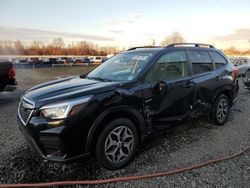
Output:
(18, 43), (239, 169)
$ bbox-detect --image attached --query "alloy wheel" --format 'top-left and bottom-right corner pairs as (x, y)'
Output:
(216, 98), (229, 121)
(104, 126), (134, 163)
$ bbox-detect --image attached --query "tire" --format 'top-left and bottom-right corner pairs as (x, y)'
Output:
(212, 94), (230, 125)
(95, 118), (138, 170)
(0, 83), (6, 92)
(246, 69), (250, 80)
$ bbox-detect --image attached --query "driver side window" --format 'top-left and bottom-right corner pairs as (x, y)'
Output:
(146, 51), (188, 82)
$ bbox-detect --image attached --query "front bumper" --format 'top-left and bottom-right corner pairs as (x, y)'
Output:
(17, 117), (91, 162)
(4, 79), (17, 91)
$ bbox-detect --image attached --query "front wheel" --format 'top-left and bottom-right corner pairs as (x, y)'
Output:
(212, 94), (230, 125)
(95, 118), (138, 170)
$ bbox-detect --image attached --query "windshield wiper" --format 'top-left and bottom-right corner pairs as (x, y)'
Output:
(86, 76), (112, 82)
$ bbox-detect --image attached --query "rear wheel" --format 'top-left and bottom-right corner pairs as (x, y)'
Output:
(245, 69), (250, 81)
(212, 94), (230, 125)
(243, 69), (250, 89)
(95, 118), (138, 170)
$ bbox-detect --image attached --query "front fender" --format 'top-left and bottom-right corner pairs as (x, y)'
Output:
(85, 105), (147, 152)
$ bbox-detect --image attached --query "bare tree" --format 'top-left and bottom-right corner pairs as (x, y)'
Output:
(145, 38), (156, 46)
(0, 43), (3, 55)
(14, 40), (25, 55)
(0, 38), (121, 56)
(51, 38), (65, 48)
(161, 32), (185, 46)
(0, 40), (15, 55)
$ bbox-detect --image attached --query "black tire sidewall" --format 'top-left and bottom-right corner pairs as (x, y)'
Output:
(95, 118), (138, 170)
(0, 84), (6, 92)
(213, 94), (230, 125)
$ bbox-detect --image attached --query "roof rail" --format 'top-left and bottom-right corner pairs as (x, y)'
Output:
(127, 46), (163, 51)
(166, 43), (215, 48)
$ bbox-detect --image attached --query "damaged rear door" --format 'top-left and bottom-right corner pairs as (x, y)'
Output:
(187, 49), (216, 116)
(142, 50), (194, 127)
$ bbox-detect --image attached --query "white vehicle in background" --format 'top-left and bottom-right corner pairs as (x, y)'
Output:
(42, 58), (50, 64)
(89, 56), (101, 63)
(94, 56), (102, 63)
(231, 57), (250, 76)
(88, 57), (94, 63)
(13, 58), (28, 64)
(106, 54), (115, 59)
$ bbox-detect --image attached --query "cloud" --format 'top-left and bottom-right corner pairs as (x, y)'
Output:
(104, 12), (144, 27)
(108, 30), (125, 34)
(211, 28), (250, 41)
(128, 12), (144, 19)
(105, 19), (133, 27)
(0, 27), (115, 43)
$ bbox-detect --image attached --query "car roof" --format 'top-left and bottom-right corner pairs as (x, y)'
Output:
(126, 47), (164, 52)
(126, 43), (217, 53)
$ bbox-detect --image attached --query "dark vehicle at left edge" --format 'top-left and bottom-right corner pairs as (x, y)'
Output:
(0, 61), (17, 92)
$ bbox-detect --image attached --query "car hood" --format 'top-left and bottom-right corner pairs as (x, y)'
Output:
(24, 76), (120, 108)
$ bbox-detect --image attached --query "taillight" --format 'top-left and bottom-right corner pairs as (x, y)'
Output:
(232, 68), (238, 80)
(8, 65), (16, 79)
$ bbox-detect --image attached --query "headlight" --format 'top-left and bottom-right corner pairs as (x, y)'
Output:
(41, 105), (68, 119)
(40, 95), (92, 119)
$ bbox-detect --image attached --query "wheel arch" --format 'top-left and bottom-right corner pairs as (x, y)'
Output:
(213, 87), (234, 107)
(85, 105), (147, 153)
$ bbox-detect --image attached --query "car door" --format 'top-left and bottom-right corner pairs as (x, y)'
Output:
(142, 50), (194, 126)
(187, 50), (218, 116)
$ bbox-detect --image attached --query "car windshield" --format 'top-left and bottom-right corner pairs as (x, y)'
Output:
(87, 51), (155, 81)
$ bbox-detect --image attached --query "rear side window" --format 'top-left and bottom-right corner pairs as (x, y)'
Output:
(210, 51), (227, 69)
(189, 50), (213, 74)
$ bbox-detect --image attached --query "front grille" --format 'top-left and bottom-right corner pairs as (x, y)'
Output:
(18, 98), (34, 125)
(19, 105), (32, 124)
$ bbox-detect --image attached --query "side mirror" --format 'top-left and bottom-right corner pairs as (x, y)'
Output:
(79, 73), (86, 78)
(151, 80), (167, 94)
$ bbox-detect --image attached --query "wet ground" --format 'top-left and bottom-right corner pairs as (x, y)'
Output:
(0, 67), (249, 187)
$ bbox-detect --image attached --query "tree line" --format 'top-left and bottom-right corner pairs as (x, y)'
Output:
(0, 38), (120, 56)
(0, 33), (249, 56)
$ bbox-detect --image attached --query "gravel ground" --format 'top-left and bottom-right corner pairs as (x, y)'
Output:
(0, 67), (249, 187)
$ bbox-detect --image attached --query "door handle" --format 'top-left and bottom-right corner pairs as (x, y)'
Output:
(215, 76), (222, 81)
(184, 80), (194, 88)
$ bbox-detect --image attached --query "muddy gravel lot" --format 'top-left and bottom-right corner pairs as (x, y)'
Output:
(0, 67), (249, 187)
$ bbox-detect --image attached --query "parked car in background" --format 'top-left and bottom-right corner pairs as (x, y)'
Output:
(13, 58), (28, 64)
(41, 58), (50, 64)
(74, 58), (83, 64)
(67, 57), (74, 64)
(19, 59), (28, 64)
(48, 58), (57, 64)
(232, 57), (250, 76)
(82, 57), (91, 64)
(18, 43), (239, 170)
(28, 58), (41, 64)
(106, 54), (115, 59)
(62, 57), (69, 64)
(0, 61), (17, 92)
(95, 56), (102, 63)
(88, 57), (94, 63)
(102, 57), (107, 63)
(56, 57), (65, 64)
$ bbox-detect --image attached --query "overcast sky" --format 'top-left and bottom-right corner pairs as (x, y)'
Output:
(0, 0), (249, 49)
